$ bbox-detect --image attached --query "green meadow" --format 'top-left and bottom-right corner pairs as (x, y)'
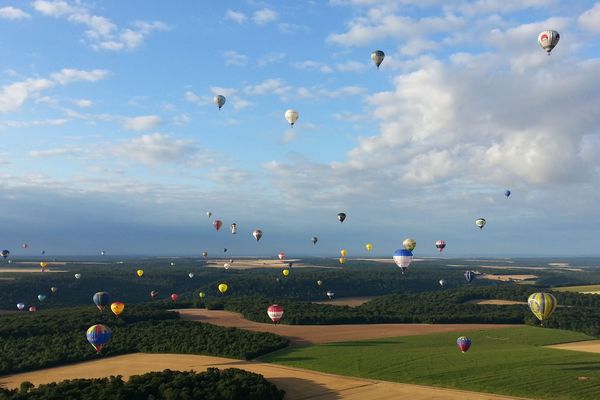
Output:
(262, 326), (600, 400)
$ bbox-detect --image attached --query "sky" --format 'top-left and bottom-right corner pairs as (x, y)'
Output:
(1, 0), (600, 257)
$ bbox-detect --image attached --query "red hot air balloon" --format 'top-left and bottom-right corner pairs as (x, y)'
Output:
(278, 252), (286, 261)
(267, 304), (284, 324)
(456, 336), (472, 353)
(171, 293), (179, 301)
(28, 306), (37, 312)
(213, 220), (222, 232)
(435, 240), (446, 252)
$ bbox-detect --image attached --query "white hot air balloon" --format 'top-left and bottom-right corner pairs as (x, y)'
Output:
(213, 95), (226, 110)
(371, 50), (385, 68)
(285, 109), (299, 127)
(538, 30), (560, 55)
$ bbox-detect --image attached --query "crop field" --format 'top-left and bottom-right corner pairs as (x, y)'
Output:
(262, 326), (600, 400)
(554, 285), (600, 294)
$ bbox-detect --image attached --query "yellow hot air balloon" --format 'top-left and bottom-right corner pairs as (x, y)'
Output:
(218, 283), (228, 294)
(199, 292), (206, 299)
(339, 257), (346, 264)
(365, 243), (373, 252)
(50, 286), (58, 294)
(282, 269), (290, 276)
(110, 301), (125, 317)
(40, 261), (48, 269)
(340, 249), (348, 257)
(528, 292), (557, 323)
(403, 238), (416, 251)
(136, 269), (144, 277)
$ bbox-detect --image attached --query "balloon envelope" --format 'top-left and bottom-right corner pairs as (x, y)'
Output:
(136, 269), (144, 277)
(337, 213), (346, 223)
(371, 50), (385, 68)
(528, 292), (557, 322)
(326, 290), (334, 299)
(538, 30), (560, 53)
(93, 292), (111, 311)
(37, 294), (46, 302)
(278, 252), (286, 260)
(170, 293), (179, 301)
(282, 269), (290, 276)
(188, 272), (194, 278)
(365, 243), (373, 252)
(393, 249), (413, 271)
(456, 336), (472, 353)
(213, 95), (226, 109)
(1, 250), (10, 258)
(150, 290), (159, 299)
(199, 292), (206, 298)
(339, 257), (346, 264)
(311, 237), (318, 245)
(74, 273), (81, 279)
(475, 218), (486, 229)
(110, 302), (125, 317)
(464, 270), (475, 283)
(317, 280), (323, 286)
(285, 109), (299, 126)
(253, 229), (263, 241)
(213, 220), (222, 231)
(28, 306), (37, 312)
(86, 324), (112, 353)
(17, 302), (25, 311)
(403, 238), (416, 251)
(218, 283), (228, 294)
(504, 190), (511, 198)
(435, 240), (446, 252)
(267, 304), (284, 324)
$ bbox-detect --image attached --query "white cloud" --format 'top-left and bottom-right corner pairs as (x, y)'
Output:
(183, 90), (202, 104)
(29, 147), (81, 158)
(244, 78), (291, 96)
(223, 50), (249, 66)
(115, 133), (204, 166)
(173, 114), (191, 125)
(75, 99), (93, 108)
(0, 78), (54, 114)
(579, 2), (600, 33)
(0, 6), (30, 19)
(4, 118), (69, 128)
(253, 8), (278, 25)
(257, 52), (286, 67)
(122, 115), (161, 131)
(225, 9), (247, 23)
(281, 129), (299, 143)
(51, 68), (109, 84)
(335, 60), (367, 72)
(293, 60), (334, 73)
(278, 23), (310, 34)
(33, 1), (167, 51)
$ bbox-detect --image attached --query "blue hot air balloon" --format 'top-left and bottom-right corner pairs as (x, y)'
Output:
(93, 292), (111, 311)
(86, 324), (112, 353)
(393, 249), (413, 274)
(504, 190), (511, 198)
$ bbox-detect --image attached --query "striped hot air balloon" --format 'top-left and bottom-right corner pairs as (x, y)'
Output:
(93, 292), (111, 311)
(435, 240), (446, 252)
(267, 304), (284, 324)
(528, 292), (557, 323)
(456, 336), (472, 353)
(538, 30), (560, 54)
(393, 249), (413, 274)
(464, 270), (475, 283)
(86, 324), (112, 353)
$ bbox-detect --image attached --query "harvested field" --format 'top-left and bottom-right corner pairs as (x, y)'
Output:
(464, 299), (526, 305)
(0, 268), (66, 273)
(479, 274), (538, 282)
(176, 309), (518, 345)
(0, 353), (529, 400)
(546, 340), (600, 354)
(313, 297), (374, 307)
(204, 259), (341, 270)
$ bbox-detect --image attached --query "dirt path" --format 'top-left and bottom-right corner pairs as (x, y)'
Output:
(0, 353), (529, 400)
(176, 309), (520, 344)
(546, 340), (600, 354)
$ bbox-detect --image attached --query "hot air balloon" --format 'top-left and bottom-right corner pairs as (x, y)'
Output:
(86, 324), (112, 353)
(403, 238), (416, 251)
(504, 190), (511, 198)
(17, 303), (25, 311)
(339, 257), (346, 264)
(40, 261), (47, 271)
(37, 294), (46, 302)
(439, 279), (446, 288)
(475, 218), (486, 229)
(340, 249), (348, 257)
(223, 248), (228, 253)
(326, 290), (335, 299)
(282, 269), (290, 276)
(22, 243), (28, 249)
(464, 270), (475, 283)
(202, 251), (208, 257)
(29, 306), (37, 312)
(213, 220), (222, 232)
(50, 286), (58, 294)
(74, 273), (81, 279)
(267, 304), (284, 324)
(365, 243), (373, 252)
(1, 250), (9, 259)
(538, 30), (560, 54)
(337, 213), (346, 223)
(213, 94), (226, 110)
(136, 269), (144, 277)
(456, 336), (472, 353)
(278, 252), (286, 261)
(317, 280), (323, 286)
(199, 292), (206, 299)
(528, 292), (557, 323)
(171, 293), (179, 301)
(393, 249), (413, 274)
(206, 211), (212, 218)
(223, 263), (231, 270)
(41, 250), (45, 255)
(188, 272), (194, 278)
(253, 229), (263, 242)
(110, 302), (125, 317)
(435, 240), (446, 252)
(311, 237), (318, 245)
(150, 290), (159, 299)
(218, 283), (228, 294)
(285, 109), (299, 127)
(371, 50), (385, 68)
(170, 262), (175, 266)
(230, 223), (237, 234)
(93, 292), (111, 311)
(100, 250), (106, 256)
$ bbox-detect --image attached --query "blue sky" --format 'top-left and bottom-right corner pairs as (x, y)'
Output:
(1, 0), (600, 257)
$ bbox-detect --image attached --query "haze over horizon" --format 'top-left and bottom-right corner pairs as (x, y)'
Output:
(1, 1), (600, 257)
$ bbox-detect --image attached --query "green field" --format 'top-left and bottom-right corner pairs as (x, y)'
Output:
(554, 285), (600, 294)
(262, 326), (600, 400)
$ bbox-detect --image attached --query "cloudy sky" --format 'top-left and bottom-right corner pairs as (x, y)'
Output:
(1, 0), (599, 257)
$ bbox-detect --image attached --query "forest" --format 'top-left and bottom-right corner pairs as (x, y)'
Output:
(0, 368), (284, 400)
(0, 305), (288, 375)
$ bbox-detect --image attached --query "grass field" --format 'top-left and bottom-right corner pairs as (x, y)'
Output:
(554, 285), (600, 294)
(262, 326), (600, 400)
